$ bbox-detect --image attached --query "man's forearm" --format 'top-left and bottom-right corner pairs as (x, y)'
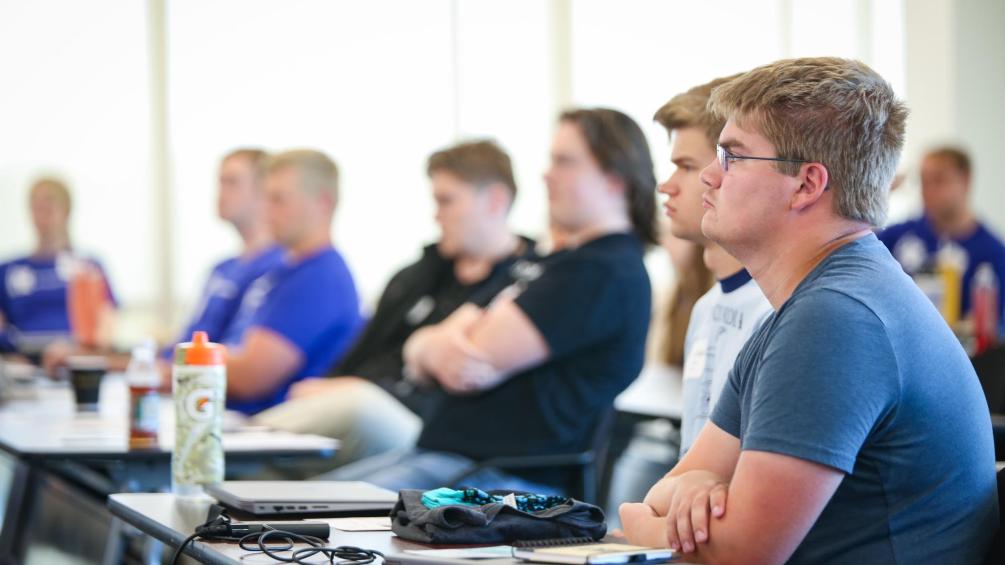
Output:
(402, 326), (436, 377)
(643, 472), (680, 515)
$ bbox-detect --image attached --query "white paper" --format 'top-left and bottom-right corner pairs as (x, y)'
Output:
(404, 546), (514, 559)
(327, 516), (392, 531)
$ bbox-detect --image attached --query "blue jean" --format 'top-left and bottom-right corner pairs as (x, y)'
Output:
(319, 448), (561, 495)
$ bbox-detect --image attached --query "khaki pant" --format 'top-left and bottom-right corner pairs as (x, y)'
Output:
(253, 377), (421, 469)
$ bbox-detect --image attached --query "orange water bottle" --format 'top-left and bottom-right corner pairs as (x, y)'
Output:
(172, 331), (227, 496)
(67, 261), (110, 348)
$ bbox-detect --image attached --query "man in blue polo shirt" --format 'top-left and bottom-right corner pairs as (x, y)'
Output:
(1, 178), (116, 358)
(220, 149), (363, 415)
(879, 146), (1005, 324)
(42, 150), (285, 377)
(168, 149), (283, 350)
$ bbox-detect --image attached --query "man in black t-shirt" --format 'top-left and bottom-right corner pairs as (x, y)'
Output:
(254, 141), (536, 465)
(326, 108), (658, 493)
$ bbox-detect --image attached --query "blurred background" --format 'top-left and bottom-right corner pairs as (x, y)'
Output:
(1, 0), (1002, 345)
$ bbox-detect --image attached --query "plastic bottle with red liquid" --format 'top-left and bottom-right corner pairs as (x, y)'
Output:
(127, 339), (161, 449)
(972, 263), (1000, 356)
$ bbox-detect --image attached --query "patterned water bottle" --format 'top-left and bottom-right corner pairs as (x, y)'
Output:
(172, 331), (227, 496)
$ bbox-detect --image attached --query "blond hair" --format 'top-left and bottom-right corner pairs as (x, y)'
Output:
(266, 149), (339, 201)
(708, 57), (908, 226)
(224, 148), (269, 182)
(660, 244), (714, 367)
(654, 74), (742, 147)
(30, 177), (72, 214)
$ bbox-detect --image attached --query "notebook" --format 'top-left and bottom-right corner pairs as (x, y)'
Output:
(511, 541), (675, 564)
(205, 480), (398, 515)
(386, 540), (675, 565)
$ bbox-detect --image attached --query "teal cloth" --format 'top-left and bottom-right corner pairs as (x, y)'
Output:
(421, 487), (568, 512)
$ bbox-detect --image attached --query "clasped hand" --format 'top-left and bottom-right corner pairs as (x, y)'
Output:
(621, 470), (728, 554)
(425, 332), (497, 394)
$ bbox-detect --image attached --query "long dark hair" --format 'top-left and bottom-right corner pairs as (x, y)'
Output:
(559, 108), (658, 246)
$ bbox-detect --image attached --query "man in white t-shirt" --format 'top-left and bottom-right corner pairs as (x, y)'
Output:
(648, 75), (773, 457)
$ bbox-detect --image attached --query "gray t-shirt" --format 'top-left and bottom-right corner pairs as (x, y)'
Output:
(680, 271), (772, 454)
(711, 234), (998, 564)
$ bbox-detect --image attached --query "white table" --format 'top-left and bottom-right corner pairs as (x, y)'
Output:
(0, 373), (338, 564)
(615, 364), (682, 420)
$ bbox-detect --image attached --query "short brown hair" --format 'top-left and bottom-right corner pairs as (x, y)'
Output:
(426, 140), (517, 201)
(708, 57), (908, 226)
(560, 108), (658, 246)
(924, 146), (971, 176)
(654, 74), (742, 147)
(224, 148), (269, 181)
(267, 149), (339, 201)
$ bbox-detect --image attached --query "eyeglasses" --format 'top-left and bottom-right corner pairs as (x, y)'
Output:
(716, 144), (809, 173)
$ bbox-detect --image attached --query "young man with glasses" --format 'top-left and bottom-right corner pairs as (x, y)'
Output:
(620, 58), (997, 564)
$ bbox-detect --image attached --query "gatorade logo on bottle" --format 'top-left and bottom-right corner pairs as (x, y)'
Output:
(184, 388), (218, 422)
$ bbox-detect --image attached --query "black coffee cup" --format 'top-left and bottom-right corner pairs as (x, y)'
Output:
(66, 355), (107, 411)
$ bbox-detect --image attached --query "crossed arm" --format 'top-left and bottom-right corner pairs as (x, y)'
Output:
(225, 327), (304, 400)
(620, 422), (844, 565)
(402, 294), (549, 394)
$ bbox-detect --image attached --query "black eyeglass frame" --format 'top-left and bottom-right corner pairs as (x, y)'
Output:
(716, 144), (809, 172)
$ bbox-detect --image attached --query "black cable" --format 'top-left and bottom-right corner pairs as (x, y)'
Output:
(239, 527), (385, 564)
(169, 532), (200, 565)
(170, 508), (236, 565)
(173, 510), (385, 565)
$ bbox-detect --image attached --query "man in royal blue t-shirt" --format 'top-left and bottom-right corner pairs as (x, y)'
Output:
(220, 149), (363, 415)
(42, 150), (285, 377)
(878, 146), (1005, 323)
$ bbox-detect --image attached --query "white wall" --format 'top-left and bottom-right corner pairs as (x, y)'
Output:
(165, 0), (458, 321)
(10, 0), (991, 345)
(955, 0), (1005, 236)
(0, 0), (155, 305)
(896, 0), (956, 223)
(897, 0), (1005, 235)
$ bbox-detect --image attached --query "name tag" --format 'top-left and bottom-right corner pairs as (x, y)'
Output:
(683, 339), (708, 381)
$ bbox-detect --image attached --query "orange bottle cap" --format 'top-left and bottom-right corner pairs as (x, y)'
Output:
(183, 331), (226, 365)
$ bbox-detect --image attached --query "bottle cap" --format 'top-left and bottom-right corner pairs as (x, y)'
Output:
(131, 338), (156, 363)
(182, 331), (226, 366)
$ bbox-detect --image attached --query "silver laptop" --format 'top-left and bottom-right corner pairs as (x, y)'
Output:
(206, 481), (398, 515)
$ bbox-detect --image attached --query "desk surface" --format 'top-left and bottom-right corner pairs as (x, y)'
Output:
(0, 374), (337, 460)
(109, 493), (432, 565)
(615, 364), (682, 420)
(110, 493), (693, 565)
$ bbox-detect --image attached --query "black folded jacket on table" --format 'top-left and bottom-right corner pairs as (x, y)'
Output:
(390, 489), (607, 544)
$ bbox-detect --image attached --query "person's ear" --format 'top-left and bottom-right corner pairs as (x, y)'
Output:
(484, 182), (512, 215)
(604, 173), (627, 196)
(318, 189), (337, 215)
(791, 162), (829, 211)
